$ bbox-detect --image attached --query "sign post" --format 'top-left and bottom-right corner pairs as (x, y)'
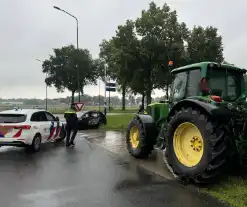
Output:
(105, 82), (116, 111)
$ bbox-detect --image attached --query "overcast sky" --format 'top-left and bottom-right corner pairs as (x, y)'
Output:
(0, 0), (246, 99)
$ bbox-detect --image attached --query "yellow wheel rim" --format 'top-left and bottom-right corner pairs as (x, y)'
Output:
(173, 122), (204, 167)
(130, 126), (140, 149)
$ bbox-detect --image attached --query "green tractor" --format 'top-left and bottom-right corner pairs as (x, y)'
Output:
(126, 61), (247, 183)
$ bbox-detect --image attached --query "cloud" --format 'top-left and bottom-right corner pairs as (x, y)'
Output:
(0, 0), (246, 98)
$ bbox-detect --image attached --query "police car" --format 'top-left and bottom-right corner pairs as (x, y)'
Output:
(0, 108), (66, 152)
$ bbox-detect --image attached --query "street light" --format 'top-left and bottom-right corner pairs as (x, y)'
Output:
(104, 64), (107, 103)
(53, 6), (80, 102)
(36, 59), (48, 110)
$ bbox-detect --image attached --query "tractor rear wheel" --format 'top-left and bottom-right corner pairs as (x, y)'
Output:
(126, 117), (154, 158)
(166, 107), (228, 183)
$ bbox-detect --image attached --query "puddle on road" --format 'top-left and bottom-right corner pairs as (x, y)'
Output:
(81, 130), (126, 155)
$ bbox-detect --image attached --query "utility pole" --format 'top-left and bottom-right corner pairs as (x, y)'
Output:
(53, 6), (80, 102)
(108, 75), (111, 111)
(36, 59), (47, 110)
(98, 79), (100, 111)
(104, 64), (107, 103)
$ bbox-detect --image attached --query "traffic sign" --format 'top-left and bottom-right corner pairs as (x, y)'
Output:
(106, 87), (116, 92)
(106, 82), (116, 87)
(74, 102), (85, 111)
(106, 82), (116, 92)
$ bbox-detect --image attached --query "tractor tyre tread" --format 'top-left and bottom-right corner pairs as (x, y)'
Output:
(126, 117), (154, 159)
(166, 107), (228, 184)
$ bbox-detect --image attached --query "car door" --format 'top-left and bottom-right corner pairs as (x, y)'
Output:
(88, 111), (100, 126)
(80, 112), (90, 127)
(45, 112), (61, 141)
(30, 111), (50, 142)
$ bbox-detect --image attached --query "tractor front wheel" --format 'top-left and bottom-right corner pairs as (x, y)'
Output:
(126, 117), (154, 158)
(166, 107), (228, 183)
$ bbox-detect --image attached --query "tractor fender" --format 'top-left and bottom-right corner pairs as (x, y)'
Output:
(133, 113), (159, 143)
(167, 99), (231, 123)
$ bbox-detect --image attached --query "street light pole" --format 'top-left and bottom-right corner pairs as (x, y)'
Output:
(104, 64), (107, 103)
(45, 73), (48, 110)
(53, 6), (80, 102)
(36, 59), (48, 110)
(98, 79), (100, 111)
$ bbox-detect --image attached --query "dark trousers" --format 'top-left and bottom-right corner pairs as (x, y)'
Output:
(66, 127), (78, 146)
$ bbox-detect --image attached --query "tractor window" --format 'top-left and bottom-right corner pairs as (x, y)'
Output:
(170, 72), (187, 102)
(207, 68), (242, 101)
(187, 68), (201, 97)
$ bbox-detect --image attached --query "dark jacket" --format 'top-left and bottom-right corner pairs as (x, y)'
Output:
(64, 110), (78, 129)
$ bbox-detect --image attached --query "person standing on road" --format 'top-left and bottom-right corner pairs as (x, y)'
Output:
(64, 104), (78, 147)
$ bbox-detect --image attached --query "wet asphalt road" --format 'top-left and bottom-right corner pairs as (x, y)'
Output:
(0, 131), (225, 207)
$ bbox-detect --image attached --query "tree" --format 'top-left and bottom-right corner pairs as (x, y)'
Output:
(112, 20), (139, 110)
(186, 26), (224, 64)
(100, 2), (189, 106)
(99, 21), (138, 110)
(129, 2), (189, 104)
(99, 1), (225, 106)
(42, 45), (98, 104)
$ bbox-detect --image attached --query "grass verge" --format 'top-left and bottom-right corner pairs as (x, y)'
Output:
(49, 107), (138, 114)
(201, 176), (247, 207)
(102, 114), (134, 131)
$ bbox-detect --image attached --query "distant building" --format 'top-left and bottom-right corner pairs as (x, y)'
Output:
(0, 102), (24, 105)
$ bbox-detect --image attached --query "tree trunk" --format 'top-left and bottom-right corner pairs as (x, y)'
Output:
(122, 84), (126, 111)
(146, 90), (152, 106)
(146, 69), (152, 105)
(141, 93), (145, 106)
(166, 83), (169, 100)
(71, 90), (75, 105)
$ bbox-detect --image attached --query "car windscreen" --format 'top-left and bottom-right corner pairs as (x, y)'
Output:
(0, 114), (26, 123)
(207, 68), (242, 101)
(77, 111), (88, 117)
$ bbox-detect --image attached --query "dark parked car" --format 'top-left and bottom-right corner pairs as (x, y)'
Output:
(76, 110), (107, 130)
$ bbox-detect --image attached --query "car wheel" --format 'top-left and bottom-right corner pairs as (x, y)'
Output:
(96, 120), (104, 129)
(28, 134), (41, 152)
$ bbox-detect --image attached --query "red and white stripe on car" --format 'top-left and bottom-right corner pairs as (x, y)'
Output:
(0, 124), (31, 139)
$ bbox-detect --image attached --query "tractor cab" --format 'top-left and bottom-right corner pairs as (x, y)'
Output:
(170, 62), (246, 104)
(146, 62), (247, 130)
